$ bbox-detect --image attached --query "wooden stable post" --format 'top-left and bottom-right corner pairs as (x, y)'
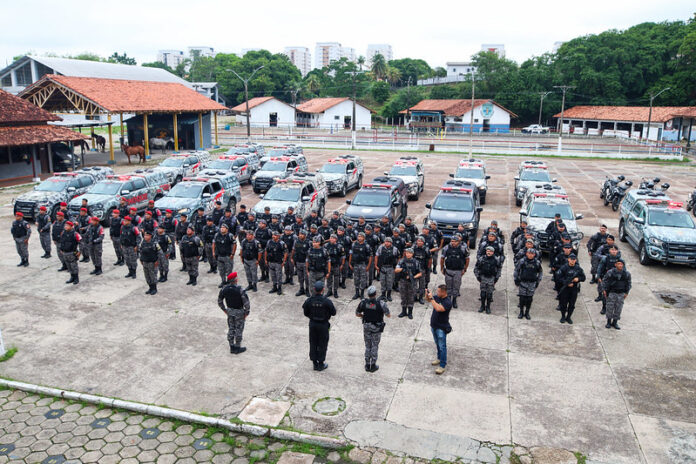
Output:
(119, 113), (124, 150)
(214, 111), (219, 146)
(198, 113), (204, 149)
(107, 114), (114, 164)
(173, 113), (179, 152)
(143, 113), (150, 157)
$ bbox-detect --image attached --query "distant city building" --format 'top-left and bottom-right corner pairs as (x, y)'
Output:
(480, 44), (505, 58)
(314, 42), (356, 69)
(157, 50), (185, 69)
(553, 41), (565, 53)
(446, 61), (476, 77)
(188, 46), (215, 58)
(284, 46), (312, 76)
(367, 44), (393, 64)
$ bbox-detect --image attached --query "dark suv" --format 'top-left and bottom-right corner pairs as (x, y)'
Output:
(344, 176), (408, 225)
(425, 180), (482, 248)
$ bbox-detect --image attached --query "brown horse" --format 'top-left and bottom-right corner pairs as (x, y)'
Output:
(122, 144), (146, 164)
(91, 133), (106, 152)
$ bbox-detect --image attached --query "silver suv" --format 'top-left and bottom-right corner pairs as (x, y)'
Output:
(514, 162), (556, 206)
(519, 191), (583, 252)
(449, 159), (490, 204)
(155, 171), (241, 218)
(152, 151), (212, 184)
(253, 172), (328, 219)
(207, 154), (254, 184)
(386, 156), (425, 200)
(318, 154), (364, 196)
(251, 155), (309, 193)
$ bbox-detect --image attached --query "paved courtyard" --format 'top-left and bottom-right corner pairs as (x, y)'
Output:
(1, 149), (696, 463)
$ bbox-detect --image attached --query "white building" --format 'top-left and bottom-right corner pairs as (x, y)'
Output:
(296, 97), (371, 130)
(314, 42), (356, 69)
(188, 46), (215, 58)
(407, 99), (516, 133)
(157, 50), (185, 68)
(367, 44), (393, 64)
(340, 46), (356, 63)
(284, 47), (312, 76)
(231, 97), (297, 128)
(481, 44), (505, 58)
(446, 61), (476, 77)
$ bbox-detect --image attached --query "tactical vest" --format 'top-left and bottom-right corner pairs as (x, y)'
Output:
(180, 236), (201, 258)
(241, 240), (259, 260)
(607, 270), (630, 293)
(325, 243), (342, 264)
(293, 239), (309, 262)
(59, 230), (79, 253)
(11, 220), (28, 238)
(444, 246), (467, 270)
(477, 256), (499, 277)
(266, 240), (285, 263)
(109, 218), (122, 238)
(519, 259), (540, 281)
(52, 220), (66, 241)
(140, 240), (159, 262)
(156, 233), (171, 253)
(377, 246), (397, 267)
(412, 246), (428, 266)
(351, 242), (370, 264)
(162, 216), (177, 234)
(361, 299), (384, 323)
(202, 225), (217, 243)
(120, 224), (139, 247)
(307, 247), (328, 273)
(215, 232), (234, 256)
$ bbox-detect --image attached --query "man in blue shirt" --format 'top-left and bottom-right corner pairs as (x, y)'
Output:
(426, 284), (452, 375)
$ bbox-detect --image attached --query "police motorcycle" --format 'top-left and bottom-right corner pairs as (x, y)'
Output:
(600, 175), (625, 203)
(638, 177), (670, 191)
(606, 179), (633, 211)
(686, 188), (696, 217)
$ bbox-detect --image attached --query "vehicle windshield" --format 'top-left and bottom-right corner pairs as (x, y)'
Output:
(207, 160), (234, 170)
(261, 161), (288, 172)
(227, 147), (249, 154)
(89, 182), (122, 195)
(455, 168), (484, 179)
(648, 210), (696, 228)
(35, 179), (69, 192)
(320, 164), (347, 174)
(267, 149), (288, 157)
(264, 186), (301, 202)
(159, 158), (185, 167)
(530, 202), (574, 220)
(520, 170), (551, 182)
(432, 194), (474, 212)
(351, 190), (390, 207)
(167, 183), (204, 198)
(389, 166), (418, 176)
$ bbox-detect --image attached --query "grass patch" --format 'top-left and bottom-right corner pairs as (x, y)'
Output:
(247, 442), (266, 451)
(0, 348), (17, 363)
(223, 435), (237, 448)
(575, 451), (587, 464)
(290, 442), (328, 458)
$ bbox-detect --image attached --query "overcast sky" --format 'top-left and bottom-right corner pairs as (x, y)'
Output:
(1, 1), (693, 68)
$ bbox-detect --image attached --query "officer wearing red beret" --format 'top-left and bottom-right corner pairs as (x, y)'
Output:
(218, 271), (250, 354)
(60, 221), (81, 284)
(11, 212), (31, 266)
(77, 207), (91, 263)
(37, 205), (52, 259)
(52, 211), (68, 271)
(86, 216), (105, 275)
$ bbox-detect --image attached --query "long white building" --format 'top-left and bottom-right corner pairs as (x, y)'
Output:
(367, 44), (393, 64)
(314, 42), (356, 69)
(284, 47), (312, 76)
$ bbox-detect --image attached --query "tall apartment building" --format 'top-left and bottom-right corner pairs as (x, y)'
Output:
(480, 44), (505, 58)
(314, 42), (356, 69)
(188, 46), (215, 58)
(157, 50), (185, 68)
(367, 44), (393, 64)
(284, 46), (312, 76)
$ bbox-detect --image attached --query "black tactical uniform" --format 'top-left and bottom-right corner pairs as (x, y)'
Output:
(412, 243), (431, 303)
(306, 246), (329, 295)
(218, 282), (251, 353)
(474, 253), (502, 314)
(356, 295), (390, 372)
(265, 238), (287, 294)
(280, 231), (296, 284)
(292, 236), (311, 295)
(302, 289), (337, 370)
(255, 226), (272, 281)
(556, 261), (586, 324)
(350, 240), (372, 298)
(175, 218), (189, 270)
(324, 241), (344, 297)
(202, 222), (218, 272)
(214, 230), (236, 286)
(162, 215), (178, 259)
(441, 243), (469, 307)
(52, 217), (67, 270)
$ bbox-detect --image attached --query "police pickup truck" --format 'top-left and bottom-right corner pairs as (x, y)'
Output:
(425, 180), (482, 249)
(386, 156), (425, 200)
(253, 172), (328, 219)
(514, 162), (556, 206)
(152, 151), (211, 185)
(344, 178), (408, 225)
(155, 170), (241, 218)
(449, 158), (490, 204)
(13, 167), (113, 220)
(251, 156), (308, 193)
(207, 154), (254, 184)
(318, 154), (364, 196)
(618, 189), (696, 266)
(519, 190), (583, 252)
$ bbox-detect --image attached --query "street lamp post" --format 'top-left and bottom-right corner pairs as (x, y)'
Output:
(347, 71), (365, 150)
(553, 85), (574, 155)
(228, 66), (265, 141)
(538, 91), (552, 126)
(646, 87), (670, 142)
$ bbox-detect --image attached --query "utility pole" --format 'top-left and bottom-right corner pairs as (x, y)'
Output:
(228, 66), (264, 141)
(538, 91), (552, 126)
(646, 87), (670, 142)
(553, 85), (574, 155)
(468, 70), (476, 157)
(347, 71), (365, 150)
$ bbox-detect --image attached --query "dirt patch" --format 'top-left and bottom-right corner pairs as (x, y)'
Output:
(653, 291), (693, 309)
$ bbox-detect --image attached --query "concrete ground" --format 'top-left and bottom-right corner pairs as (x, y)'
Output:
(2, 150), (696, 463)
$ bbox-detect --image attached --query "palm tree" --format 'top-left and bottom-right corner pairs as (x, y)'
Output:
(305, 74), (321, 95)
(285, 80), (304, 107)
(357, 55), (366, 71)
(371, 53), (388, 81)
(386, 66), (402, 85)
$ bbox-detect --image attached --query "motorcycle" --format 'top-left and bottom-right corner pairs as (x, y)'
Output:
(601, 175), (625, 203)
(607, 180), (633, 211)
(638, 177), (663, 190)
(686, 189), (696, 217)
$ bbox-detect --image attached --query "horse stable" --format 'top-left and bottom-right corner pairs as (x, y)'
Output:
(0, 89), (88, 185)
(18, 74), (227, 163)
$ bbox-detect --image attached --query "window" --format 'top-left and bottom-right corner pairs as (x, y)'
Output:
(122, 182), (134, 192)
(347, 162), (355, 171)
(334, 115), (340, 120)
(132, 179), (146, 190)
(78, 177), (93, 188)
(305, 184), (315, 194)
(1, 74), (11, 87)
(15, 63), (32, 86)
(210, 181), (222, 193)
(69, 180), (81, 189)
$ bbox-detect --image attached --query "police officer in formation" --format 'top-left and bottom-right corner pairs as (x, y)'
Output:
(120, 215), (141, 278)
(240, 230), (261, 292)
(349, 232), (372, 300)
(265, 230), (287, 295)
(76, 207), (90, 262)
(202, 216), (218, 273)
(11, 212), (31, 267)
(412, 236), (431, 304)
(213, 223), (236, 288)
(161, 209), (178, 260)
(395, 248), (422, 319)
(307, 236), (329, 295)
(602, 259), (631, 330)
(324, 234), (345, 298)
(356, 285), (390, 372)
(587, 224), (608, 283)
(180, 225), (203, 285)
(303, 281), (336, 371)
(52, 211), (67, 270)
(37, 206), (52, 259)
(510, 219), (528, 255)
(474, 246), (502, 314)
(292, 229), (310, 296)
(60, 220), (81, 285)
(440, 234), (469, 308)
(255, 220), (272, 282)
(155, 224), (172, 282)
(140, 230), (163, 295)
(175, 212), (190, 271)
(280, 226), (296, 285)
(513, 248), (543, 320)
(85, 216), (104, 276)
(110, 209), (124, 266)
(236, 205), (249, 244)
(375, 237), (399, 301)
(218, 271), (251, 354)
(596, 243), (621, 314)
(556, 253), (585, 324)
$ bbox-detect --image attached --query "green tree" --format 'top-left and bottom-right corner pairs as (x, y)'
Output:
(371, 81), (391, 103)
(142, 61), (175, 73)
(386, 66), (402, 85)
(371, 53), (388, 80)
(304, 73), (322, 96)
(357, 55), (366, 71)
(388, 58), (432, 85)
(108, 52), (136, 65)
(433, 67), (447, 78)
(381, 86), (425, 119)
(70, 52), (104, 62)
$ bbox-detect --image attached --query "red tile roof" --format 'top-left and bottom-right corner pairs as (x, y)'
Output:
(408, 99), (517, 118)
(0, 125), (88, 147)
(554, 106), (696, 123)
(0, 89), (61, 125)
(296, 97), (350, 113)
(20, 75), (228, 113)
(230, 96), (279, 113)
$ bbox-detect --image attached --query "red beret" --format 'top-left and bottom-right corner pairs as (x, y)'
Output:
(65, 221), (73, 226)
(144, 211), (152, 215)
(227, 271), (237, 281)
(60, 202), (67, 207)
(165, 209), (173, 214)
(56, 211), (64, 217)
(148, 200), (155, 204)
(129, 207), (137, 211)
(39, 206), (47, 211)
(124, 215), (132, 221)
(90, 216), (99, 222)
(80, 207), (87, 212)
(15, 212), (23, 217)
(112, 209), (120, 215)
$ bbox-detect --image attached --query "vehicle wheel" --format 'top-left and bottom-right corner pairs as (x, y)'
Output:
(228, 198), (237, 215)
(612, 198), (620, 211)
(618, 221), (627, 242)
(515, 198), (522, 207)
(340, 183), (347, 197)
(603, 193), (609, 206)
(175, 175), (182, 185)
(639, 242), (652, 266)
(357, 175), (363, 188)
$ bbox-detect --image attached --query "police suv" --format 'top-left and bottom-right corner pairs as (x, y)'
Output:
(253, 172), (328, 219)
(449, 158), (490, 204)
(425, 180), (482, 249)
(514, 161), (555, 206)
(13, 167), (113, 220)
(154, 170), (241, 218)
(386, 156), (425, 200)
(618, 189), (696, 266)
(345, 177), (408, 226)
(225, 145), (262, 172)
(318, 154), (364, 196)
(519, 190), (583, 252)
(153, 151), (211, 185)
(251, 156), (308, 193)
(207, 154), (254, 184)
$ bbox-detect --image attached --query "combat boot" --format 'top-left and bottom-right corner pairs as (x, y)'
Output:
(180, 264), (187, 272)
(190, 276), (197, 286)
(277, 284), (282, 295)
(566, 309), (574, 324)
(161, 271), (168, 282)
(236, 346), (247, 354)
(72, 274), (79, 285)
(58, 264), (67, 272)
(16, 259), (23, 267)
(125, 268), (134, 278)
(65, 274), (75, 284)
(452, 297), (458, 309)
(230, 346), (238, 354)
(560, 312), (567, 323)
(365, 362), (371, 372)
(90, 267), (98, 275)
(131, 270), (137, 279)
(518, 307), (524, 319)
(600, 305), (606, 315)
(398, 307), (407, 318)
(407, 307), (413, 320)
(218, 281), (226, 288)
(605, 319), (612, 329)
(478, 292), (486, 313)
(150, 284), (157, 295)
(95, 267), (103, 276)
(295, 287), (305, 297)
(386, 291), (392, 302)
(370, 363), (379, 373)
(159, 272), (166, 283)
(333, 289), (339, 298)
(269, 285), (278, 293)
(612, 319), (621, 330)
(380, 291), (387, 300)
(186, 276), (194, 285)
(418, 293), (425, 305)
(340, 278), (346, 289)
(485, 296), (492, 314)
(432, 264), (437, 275)
(244, 284), (253, 291)
(80, 255), (90, 263)
(352, 289), (361, 300)
(525, 300), (532, 320)
(252, 284), (257, 292)
(360, 289), (365, 298)
(145, 285), (153, 295)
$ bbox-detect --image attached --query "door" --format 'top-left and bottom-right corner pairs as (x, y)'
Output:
(269, 113), (278, 127)
(626, 203), (645, 243)
(38, 145), (50, 173)
(482, 119), (490, 132)
(346, 162), (356, 186)
(131, 178), (149, 210)
(344, 116), (351, 129)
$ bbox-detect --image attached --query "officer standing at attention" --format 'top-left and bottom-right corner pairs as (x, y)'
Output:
(213, 223), (236, 288)
(175, 212), (190, 271)
(474, 246), (502, 314)
(337, 226), (353, 286)
(110, 209), (124, 266)
(60, 221), (81, 285)
(349, 232), (372, 300)
(282, 206), (297, 228)
(428, 221), (444, 274)
(155, 224), (172, 282)
(203, 216), (218, 274)
(603, 259), (631, 330)
(86, 216), (104, 276)
(162, 210), (178, 261)
(120, 216), (141, 279)
(324, 234), (345, 298)
(513, 248), (543, 320)
(587, 224), (608, 283)
(180, 225), (203, 286)
(11, 212), (31, 266)
(375, 237), (399, 301)
(255, 220), (272, 283)
(303, 281), (336, 371)
(218, 271), (251, 354)
(306, 236), (330, 295)
(140, 210), (158, 236)
(440, 234), (469, 308)
(76, 207), (91, 263)
(236, 204), (250, 245)
(292, 229), (310, 296)
(52, 211), (67, 271)
(356, 285), (390, 372)
(412, 236), (431, 304)
(395, 248), (422, 319)
(281, 226), (297, 285)
(37, 206), (51, 259)
(265, 230), (288, 295)
(510, 219), (528, 254)
(211, 200), (225, 226)
(556, 253), (585, 324)
(219, 208), (238, 243)
(240, 230), (261, 292)
(140, 230), (163, 295)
